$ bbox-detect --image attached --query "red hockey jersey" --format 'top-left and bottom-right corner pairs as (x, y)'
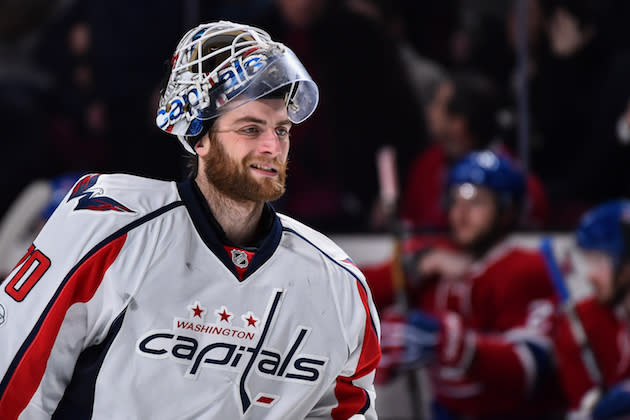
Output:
(365, 238), (566, 418)
(553, 297), (630, 410)
(416, 241), (565, 418)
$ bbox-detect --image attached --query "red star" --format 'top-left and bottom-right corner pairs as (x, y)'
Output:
(218, 309), (231, 322)
(192, 304), (204, 318)
(245, 315), (257, 327)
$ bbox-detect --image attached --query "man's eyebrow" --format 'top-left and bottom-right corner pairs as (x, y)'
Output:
(230, 117), (292, 126)
(232, 116), (266, 125)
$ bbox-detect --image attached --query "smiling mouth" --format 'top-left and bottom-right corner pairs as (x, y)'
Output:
(250, 163), (278, 175)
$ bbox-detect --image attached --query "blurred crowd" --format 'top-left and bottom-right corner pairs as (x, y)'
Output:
(2, 0), (630, 233)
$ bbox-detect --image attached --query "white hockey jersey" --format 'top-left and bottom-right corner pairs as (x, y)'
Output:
(0, 174), (381, 420)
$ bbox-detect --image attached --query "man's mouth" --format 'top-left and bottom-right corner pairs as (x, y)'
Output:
(250, 163), (279, 176)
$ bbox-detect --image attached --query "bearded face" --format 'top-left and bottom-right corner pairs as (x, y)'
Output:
(201, 133), (288, 202)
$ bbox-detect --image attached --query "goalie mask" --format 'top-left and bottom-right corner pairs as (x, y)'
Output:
(156, 21), (319, 154)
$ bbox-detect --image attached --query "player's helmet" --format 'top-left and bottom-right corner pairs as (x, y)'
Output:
(445, 150), (526, 207)
(157, 21), (319, 153)
(576, 200), (630, 268)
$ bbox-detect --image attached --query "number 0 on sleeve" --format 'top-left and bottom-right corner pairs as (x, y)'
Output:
(5, 246), (51, 302)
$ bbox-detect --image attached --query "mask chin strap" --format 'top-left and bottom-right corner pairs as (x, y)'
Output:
(284, 81), (300, 113)
(178, 135), (197, 154)
(178, 117), (216, 155)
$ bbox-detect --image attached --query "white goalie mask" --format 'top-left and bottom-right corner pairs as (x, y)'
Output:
(156, 21), (319, 154)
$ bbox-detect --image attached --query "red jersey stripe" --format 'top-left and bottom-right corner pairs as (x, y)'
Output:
(0, 234), (126, 419)
(331, 279), (381, 419)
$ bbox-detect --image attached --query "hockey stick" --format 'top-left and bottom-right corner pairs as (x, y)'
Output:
(539, 236), (603, 386)
(376, 146), (407, 308)
(376, 146), (424, 420)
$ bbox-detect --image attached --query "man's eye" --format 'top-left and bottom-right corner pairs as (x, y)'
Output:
(239, 127), (260, 136)
(275, 127), (289, 137)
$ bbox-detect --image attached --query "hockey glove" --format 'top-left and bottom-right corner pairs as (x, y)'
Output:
(380, 308), (474, 374)
(409, 310), (475, 371)
(404, 309), (441, 366)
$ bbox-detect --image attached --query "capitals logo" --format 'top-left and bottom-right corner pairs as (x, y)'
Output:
(67, 175), (134, 213)
(136, 289), (328, 415)
(156, 43), (268, 136)
(210, 52), (267, 100)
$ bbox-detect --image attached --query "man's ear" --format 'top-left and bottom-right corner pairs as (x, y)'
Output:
(195, 133), (211, 157)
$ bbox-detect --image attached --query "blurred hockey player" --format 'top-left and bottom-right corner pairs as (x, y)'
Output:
(377, 150), (565, 419)
(0, 21), (380, 419)
(553, 200), (630, 420)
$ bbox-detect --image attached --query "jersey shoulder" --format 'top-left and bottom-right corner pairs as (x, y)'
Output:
(35, 173), (181, 255)
(277, 213), (363, 279)
(485, 246), (550, 284)
(478, 245), (555, 304)
(497, 246), (547, 271)
(62, 173), (179, 215)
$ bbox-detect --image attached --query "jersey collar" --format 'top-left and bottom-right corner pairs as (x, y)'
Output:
(177, 178), (283, 281)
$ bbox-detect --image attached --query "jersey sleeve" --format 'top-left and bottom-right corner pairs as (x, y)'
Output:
(465, 254), (557, 395)
(552, 298), (622, 410)
(0, 174), (174, 419)
(308, 262), (381, 420)
(553, 308), (596, 409)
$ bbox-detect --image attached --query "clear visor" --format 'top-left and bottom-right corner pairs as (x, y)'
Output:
(199, 47), (319, 125)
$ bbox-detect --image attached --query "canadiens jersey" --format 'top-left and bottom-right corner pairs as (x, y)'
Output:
(553, 297), (630, 409)
(0, 174), (381, 420)
(418, 240), (563, 419)
(415, 242), (565, 418)
(364, 239), (565, 418)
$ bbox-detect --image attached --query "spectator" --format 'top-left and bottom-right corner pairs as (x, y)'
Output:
(345, 0), (445, 108)
(530, 0), (615, 224)
(401, 72), (549, 231)
(376, 151), (566, 419)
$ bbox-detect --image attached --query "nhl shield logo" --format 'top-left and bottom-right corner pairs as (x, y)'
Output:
(0, 304), (6, 327)
(231, 249), (249, 269)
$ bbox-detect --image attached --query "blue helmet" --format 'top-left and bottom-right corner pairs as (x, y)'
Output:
(576, 200), (630, 267)
(446, 150), (526, 206)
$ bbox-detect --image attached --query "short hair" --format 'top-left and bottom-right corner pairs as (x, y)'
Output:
(447, 73), (500, 148)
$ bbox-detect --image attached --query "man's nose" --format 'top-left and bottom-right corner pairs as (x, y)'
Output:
(257, 128), (282, 156)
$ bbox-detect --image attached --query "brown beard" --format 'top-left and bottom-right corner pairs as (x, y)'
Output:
(201, 134), (287, 202)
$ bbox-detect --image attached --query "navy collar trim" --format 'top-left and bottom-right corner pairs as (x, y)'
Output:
(177, 178), (283, 281)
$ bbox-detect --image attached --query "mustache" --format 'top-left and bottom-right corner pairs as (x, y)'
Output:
(243, 154), (287, 169)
